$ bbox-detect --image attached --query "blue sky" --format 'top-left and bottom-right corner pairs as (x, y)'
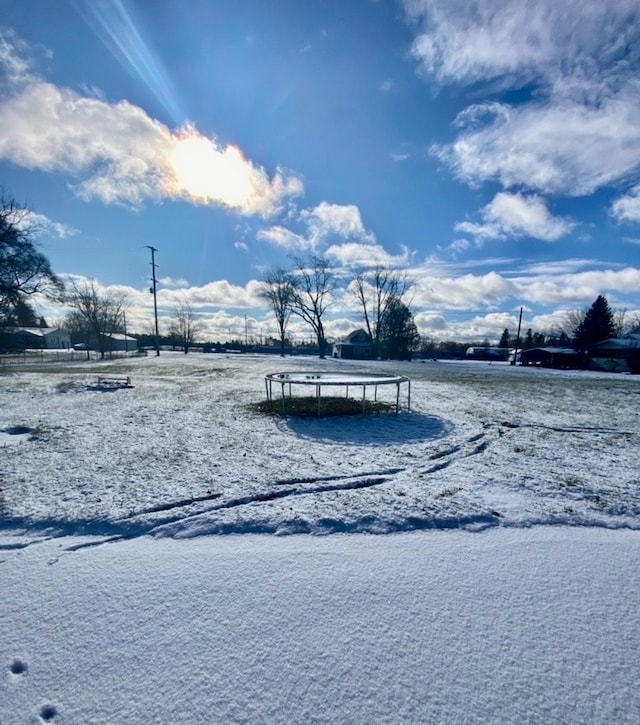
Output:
(1, 0), (639, 343)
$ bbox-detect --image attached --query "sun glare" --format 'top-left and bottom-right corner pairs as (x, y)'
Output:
(171, 130), (261, 209)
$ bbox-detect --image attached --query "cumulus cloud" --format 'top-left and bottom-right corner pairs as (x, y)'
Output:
(257, 202), (378, 253)
(299, 202), (375, 247)
(326, 242), (412, 268)
(404, 0), (640, 87)
(413, 312), (448, 331)
(9, 208), (77, 239)
(256, 225), (310, 251)
(406, 260), (640, 314)
(405, 2), (640, 199)
(157, 277), (190, 289)
(431, 92), (640, 196)
(0, 43), (303, 215)
(455, 192), (574, 243)
(612, 185), (640, 223)
(410, 270), (517, 310)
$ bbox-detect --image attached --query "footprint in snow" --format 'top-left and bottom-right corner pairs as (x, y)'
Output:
(39, 704), (58, 721)
(9, 658), (28, 676)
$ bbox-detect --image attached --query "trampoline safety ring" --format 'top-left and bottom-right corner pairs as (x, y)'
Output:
(264, 371), (411, 416)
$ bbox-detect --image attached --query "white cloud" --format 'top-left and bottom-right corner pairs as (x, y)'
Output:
(158, 277), (190, 289)
(455, 192), (574, 243)
(431, 89), (640, 196)
(515, 267), (640, 306)
(413, 312), (448, 331)
(380, 80), (393, 93)
(411, 270), (517, 310)
(404, 0), (640, 87)
(257, 202), (377, 253)
(257, 226), (311, 251)
(444, 239), (473, 255)
(519, 259), (606, 275)
(0, 50), (303, 215)
(0, 28), (37, 86)
(612, 185), (640, 223)
(9, 209), (77, 239)
(406, 261), (640, 313)
(405, 2), (640, 199)
(300, 202), (375, 247)
(326, 242), (412, 268)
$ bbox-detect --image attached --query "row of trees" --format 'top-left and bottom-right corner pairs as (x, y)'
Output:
(259, 256), (419, 359)
(1, 190), (204, 356)
(2, 189), (637, 359)
(498, 295), (637, 355)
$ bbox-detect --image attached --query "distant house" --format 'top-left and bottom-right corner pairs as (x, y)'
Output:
(99, 333), (138, 352)
(519, 347), (583, 369)
(0, 327), (71, 352)
(332, 329), (373, 359)
(588, 327), (640, 373)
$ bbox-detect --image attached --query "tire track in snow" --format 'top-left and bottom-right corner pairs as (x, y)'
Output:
(138, 474), (397, 534)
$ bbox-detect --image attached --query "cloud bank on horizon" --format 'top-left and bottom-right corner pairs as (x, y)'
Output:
(0, 0), (639, 343)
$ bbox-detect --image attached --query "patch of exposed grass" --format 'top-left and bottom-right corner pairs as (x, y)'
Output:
(250, 395), (396, 417)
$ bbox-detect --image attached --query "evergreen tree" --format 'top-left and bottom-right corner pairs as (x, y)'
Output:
(0, 298), (38, 326)
(523, 328), (534, 349)
(532, 332), (546, 347)
(498, 328), (510, 348)
(379, 297), (419, 360)
(573, 295), (615, 351)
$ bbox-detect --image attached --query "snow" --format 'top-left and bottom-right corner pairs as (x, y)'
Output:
(1, 353), (640, 722)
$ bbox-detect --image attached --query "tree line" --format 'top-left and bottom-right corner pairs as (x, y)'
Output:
(258, 256), (419, 359)
(496, 295), (637, 355)
(2, 189), (638, 358)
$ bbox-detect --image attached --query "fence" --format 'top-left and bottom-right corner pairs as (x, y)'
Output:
(0, 349), (141, 367)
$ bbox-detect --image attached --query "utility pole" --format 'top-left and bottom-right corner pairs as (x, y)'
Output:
(512, 306), (523, 365)
(123, 310), (129, 352)
(145, 245), (160, 356)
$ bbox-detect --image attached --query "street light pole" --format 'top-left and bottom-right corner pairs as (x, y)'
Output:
(145, 245), (160, 356)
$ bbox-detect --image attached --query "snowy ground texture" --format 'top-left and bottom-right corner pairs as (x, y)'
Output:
(1, 353), (639, 537)
(2, 354), (640, 723)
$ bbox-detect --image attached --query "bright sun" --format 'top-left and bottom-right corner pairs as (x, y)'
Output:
(171, 131), (259, 209)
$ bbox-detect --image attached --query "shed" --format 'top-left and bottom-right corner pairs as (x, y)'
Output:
(519, 347), (584, 369)
(100, 333), (138, 352)
(589, 328), (640, 373)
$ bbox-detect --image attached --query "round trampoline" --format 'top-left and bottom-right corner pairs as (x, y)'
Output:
(264, 371), (411, 416)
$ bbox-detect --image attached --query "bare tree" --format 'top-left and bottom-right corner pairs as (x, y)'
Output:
(64, 280), (126, 358)
(289, 256), (336, 358)
(1, 191), (64, 320)
(170, 299), (202, 354)
(561, 308), (586, 342)
(628, 313), (640, 332)
(352, 266), (412, 359)
(612, 308), (640, 337)
(258, 268), (295, 357)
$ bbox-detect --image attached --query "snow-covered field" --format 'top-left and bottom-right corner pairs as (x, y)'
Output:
(2, 354), (639, 723)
